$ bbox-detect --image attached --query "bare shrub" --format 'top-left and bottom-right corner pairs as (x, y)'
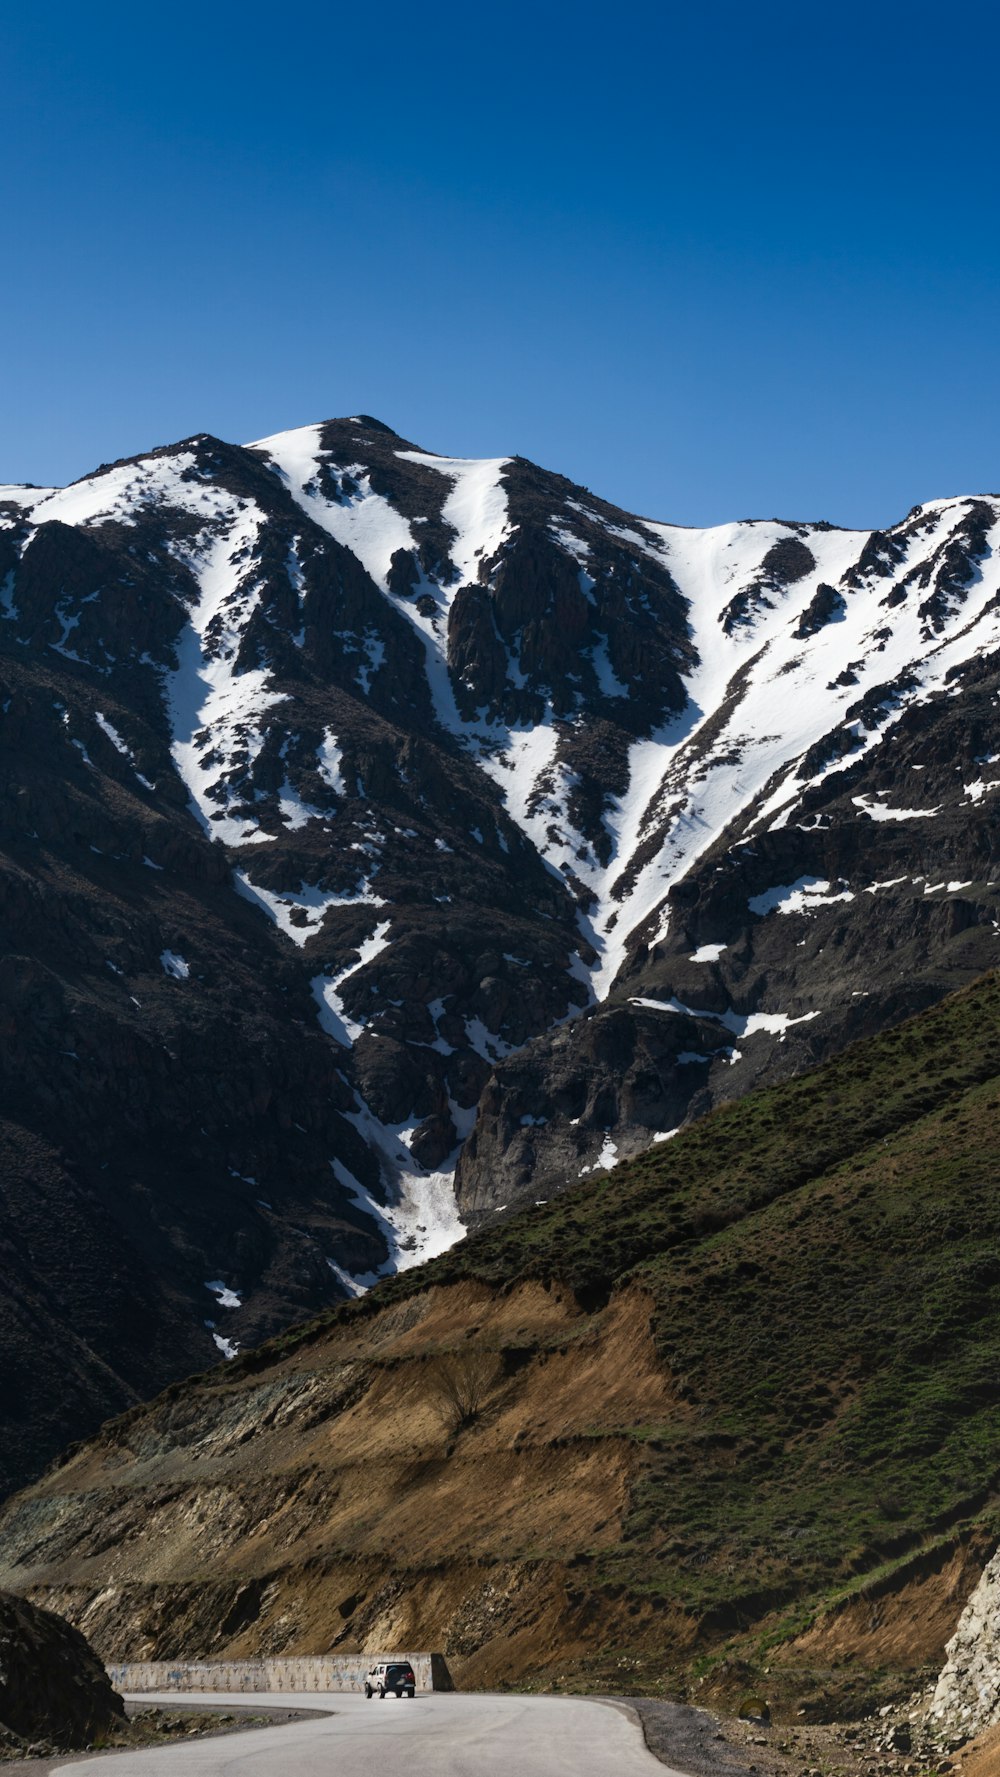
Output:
(424, 1347), (499, 1433)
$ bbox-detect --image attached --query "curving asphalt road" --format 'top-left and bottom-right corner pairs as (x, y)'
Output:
(60, 1689), (676, 1777)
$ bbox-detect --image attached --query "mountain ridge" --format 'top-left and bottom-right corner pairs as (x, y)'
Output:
(2, 415), (1000, 1492)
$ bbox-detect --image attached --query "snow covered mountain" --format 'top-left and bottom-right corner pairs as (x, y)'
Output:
(2, 414), (999, 1491)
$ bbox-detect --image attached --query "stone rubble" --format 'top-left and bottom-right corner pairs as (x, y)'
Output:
(846, 1544), (1000, 1766)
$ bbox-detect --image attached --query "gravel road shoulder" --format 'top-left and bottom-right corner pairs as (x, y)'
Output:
(0, 1702), (332, 1776)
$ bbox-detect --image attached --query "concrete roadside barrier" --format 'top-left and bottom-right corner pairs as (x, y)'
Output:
(106, 1654), (454, 1695)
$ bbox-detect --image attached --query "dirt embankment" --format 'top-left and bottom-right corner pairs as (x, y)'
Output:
(0, 1266), (992, 1714)
(0, 1280), (682, 1689)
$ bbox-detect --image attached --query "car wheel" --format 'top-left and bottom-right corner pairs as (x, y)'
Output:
(364, 1684), (372, 1699)
(378, 1687), (385, 1699)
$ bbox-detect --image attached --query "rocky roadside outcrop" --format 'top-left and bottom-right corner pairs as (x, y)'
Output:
(0, 1588), (124, 1752)
(923, 1545), (1000, 1746)
(832, 1543), (1000, 1765)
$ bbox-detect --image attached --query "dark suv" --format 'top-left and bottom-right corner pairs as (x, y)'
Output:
(364, 1661), (416, 1698)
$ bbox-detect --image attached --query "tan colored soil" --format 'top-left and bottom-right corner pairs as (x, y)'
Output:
(1, 1283), (679, 1686)
(781, 1541), (990, 1671)
(952, 1721), (1000, 1777)
(0, 1274), (989, 1713)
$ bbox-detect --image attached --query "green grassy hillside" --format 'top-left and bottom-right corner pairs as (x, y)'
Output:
(463, 976), (1000, 1624)
(263, 970), (1000, 1675)
(6, 973), (1000, 1714)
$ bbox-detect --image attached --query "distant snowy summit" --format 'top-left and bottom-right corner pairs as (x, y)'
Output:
(2, 415), (1000, 1491)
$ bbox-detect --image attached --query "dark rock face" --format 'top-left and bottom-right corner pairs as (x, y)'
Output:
(456, 658), (1000, 1222)
(794, 581), (845, 638)
(2, 421), (1000, 1488)
(0, 1589), (124, 1749)
(721, 532), (818, 634)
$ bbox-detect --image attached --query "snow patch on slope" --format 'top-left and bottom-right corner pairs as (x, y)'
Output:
(234, 872), (385, 947)
(749, 877), (855, 916)
(632, 993), (821, 1041)
(331, 1132), (466, 1281)
(317, 729), (347, 796)
(853, 793), (942, 822)
(311, 919), (392, 1046)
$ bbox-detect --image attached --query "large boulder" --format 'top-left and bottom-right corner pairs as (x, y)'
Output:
(0, 1589), (125, 1750)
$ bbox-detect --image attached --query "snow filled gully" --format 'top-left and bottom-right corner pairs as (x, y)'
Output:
(310, 920), (468, 1282)
(170, 442), (1000, 1294)
(153, 468), (462, 1286)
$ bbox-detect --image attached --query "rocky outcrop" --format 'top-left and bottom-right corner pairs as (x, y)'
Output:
(0, 1589), (124, 1750)
(925, 1546), (1000, 1743)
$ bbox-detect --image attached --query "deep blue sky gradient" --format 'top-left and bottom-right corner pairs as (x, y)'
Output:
(3, 0), (999, 526)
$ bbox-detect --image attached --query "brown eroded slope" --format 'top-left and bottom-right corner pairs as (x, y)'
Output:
(0, 1281), (679, 1688)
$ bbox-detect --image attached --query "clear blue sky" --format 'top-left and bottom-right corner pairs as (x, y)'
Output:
(3, 0), (998, 527)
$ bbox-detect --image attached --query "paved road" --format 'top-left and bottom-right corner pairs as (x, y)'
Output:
(60, 1690), (674, 1777)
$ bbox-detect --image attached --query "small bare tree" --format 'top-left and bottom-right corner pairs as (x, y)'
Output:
(424, 1347), (499, 1434)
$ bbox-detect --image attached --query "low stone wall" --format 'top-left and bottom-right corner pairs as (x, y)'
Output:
(106, 1654), (453, 1696)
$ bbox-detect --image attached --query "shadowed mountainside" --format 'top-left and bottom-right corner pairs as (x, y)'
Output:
(4, 419), (1000, 1499)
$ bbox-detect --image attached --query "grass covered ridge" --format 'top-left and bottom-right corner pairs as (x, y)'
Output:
(12, 971), (1000, 1711)
(243, 971), (1000, 1632)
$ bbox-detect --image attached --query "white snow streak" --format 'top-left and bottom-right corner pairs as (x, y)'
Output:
(205, 1279), (241, 1309)
(167, 505), (287, 846)
(631, 994), (821, 1041)
(233, 872), (384, 947)
(311, 919), (392, 1046)
(852, 794), (942, 822)
(748, 877), (855, 917)
(317, 728), (347, 796)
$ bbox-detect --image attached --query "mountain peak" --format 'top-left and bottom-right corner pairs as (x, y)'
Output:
(345, 414), (406, 437)
(2, 414), (1000, 1499)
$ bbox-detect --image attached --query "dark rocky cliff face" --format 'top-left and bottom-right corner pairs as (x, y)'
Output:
(2, 419), (1000, 1493)
(456, 663), (1000, 1219)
